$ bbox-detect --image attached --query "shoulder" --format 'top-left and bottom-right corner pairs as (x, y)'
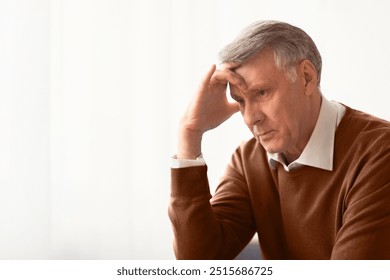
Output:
(344, 106), (390, 133)
(336, 106), (390, 193)
(335, 106), (389, 185)
(334, 107), (390, 214)
(337, 106), (390, 155)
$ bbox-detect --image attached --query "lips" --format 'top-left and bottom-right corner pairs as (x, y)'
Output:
(252, 126), (275, 142)
(257, 131), (275, 142)
(253, 126), (273, 137)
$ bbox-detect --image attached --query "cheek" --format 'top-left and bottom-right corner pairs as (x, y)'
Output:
(269, 95), (300, 133)
(269, 111), (296, 141)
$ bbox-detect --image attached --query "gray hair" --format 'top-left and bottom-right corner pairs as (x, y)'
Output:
(219, 20), (322, 84)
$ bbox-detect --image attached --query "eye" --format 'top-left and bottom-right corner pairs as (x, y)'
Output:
(257, 90), (266, 96)
(230, 92), (245, 106)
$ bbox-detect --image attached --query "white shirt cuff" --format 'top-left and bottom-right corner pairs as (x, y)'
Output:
(171, 154), (206, 168)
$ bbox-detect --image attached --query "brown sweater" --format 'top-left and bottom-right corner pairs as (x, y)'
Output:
(169, 107), (390, 259)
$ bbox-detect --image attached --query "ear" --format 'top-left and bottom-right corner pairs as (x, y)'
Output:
(299, 60), (318, 96)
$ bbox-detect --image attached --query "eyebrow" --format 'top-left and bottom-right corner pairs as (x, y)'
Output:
(247, 80), (275, 90)
(231, 81), (274, 97)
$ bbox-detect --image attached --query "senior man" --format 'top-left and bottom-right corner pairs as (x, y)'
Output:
(169, 20), (390, 259)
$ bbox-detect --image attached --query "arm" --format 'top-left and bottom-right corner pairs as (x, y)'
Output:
(169, 152), (256, 259)
(331, 135), (390, 259)
(169, 65), (253, 259)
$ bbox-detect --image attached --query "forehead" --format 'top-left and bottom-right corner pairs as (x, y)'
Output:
(233, 49), (285, 89)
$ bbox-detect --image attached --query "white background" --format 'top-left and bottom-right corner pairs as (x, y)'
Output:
(0, 0), (389, 259)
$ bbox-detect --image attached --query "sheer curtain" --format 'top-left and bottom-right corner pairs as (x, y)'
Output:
(1, 0), (389, 259)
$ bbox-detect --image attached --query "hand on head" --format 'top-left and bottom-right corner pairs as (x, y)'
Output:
(181, 64), (246, 134)
(177, 64), (246, 159)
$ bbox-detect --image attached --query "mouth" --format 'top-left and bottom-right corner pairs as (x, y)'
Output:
(255, 130), (275, 141)
(258, 131), (273, 136)
(252, 126), (275, 141)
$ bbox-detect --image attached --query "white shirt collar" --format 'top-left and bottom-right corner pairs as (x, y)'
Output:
(267, 96), (346, 172)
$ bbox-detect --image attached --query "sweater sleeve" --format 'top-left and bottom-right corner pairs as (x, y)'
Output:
(331, 132), (390, 259)
(168, 150), (256, 260)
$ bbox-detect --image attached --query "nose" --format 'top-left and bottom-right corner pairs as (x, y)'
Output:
(242, 101), (265, 128)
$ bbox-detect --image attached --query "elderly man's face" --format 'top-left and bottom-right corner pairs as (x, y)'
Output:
(229, 49), (317, 162)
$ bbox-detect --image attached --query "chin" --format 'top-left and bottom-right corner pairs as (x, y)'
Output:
(258, 140), (285, 155)
(259, 143), (281, 154)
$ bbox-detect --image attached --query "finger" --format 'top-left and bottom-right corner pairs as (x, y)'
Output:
(220, 63), (247, 90)
(212, 69), (247, 90)
(199, 64), (217, 91)
(220, 62), (241, 71)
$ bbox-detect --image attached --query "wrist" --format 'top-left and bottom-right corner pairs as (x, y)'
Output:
(177, 127), (203, 160)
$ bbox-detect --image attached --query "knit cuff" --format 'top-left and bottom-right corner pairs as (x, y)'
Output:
(170, 165), (210, 198)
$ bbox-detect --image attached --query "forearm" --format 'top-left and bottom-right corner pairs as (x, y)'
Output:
(176, 126), (203, 160)
(169, 166), (223, 259)
(169, 164), (255, 260)
(170, 65), (248, 258)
